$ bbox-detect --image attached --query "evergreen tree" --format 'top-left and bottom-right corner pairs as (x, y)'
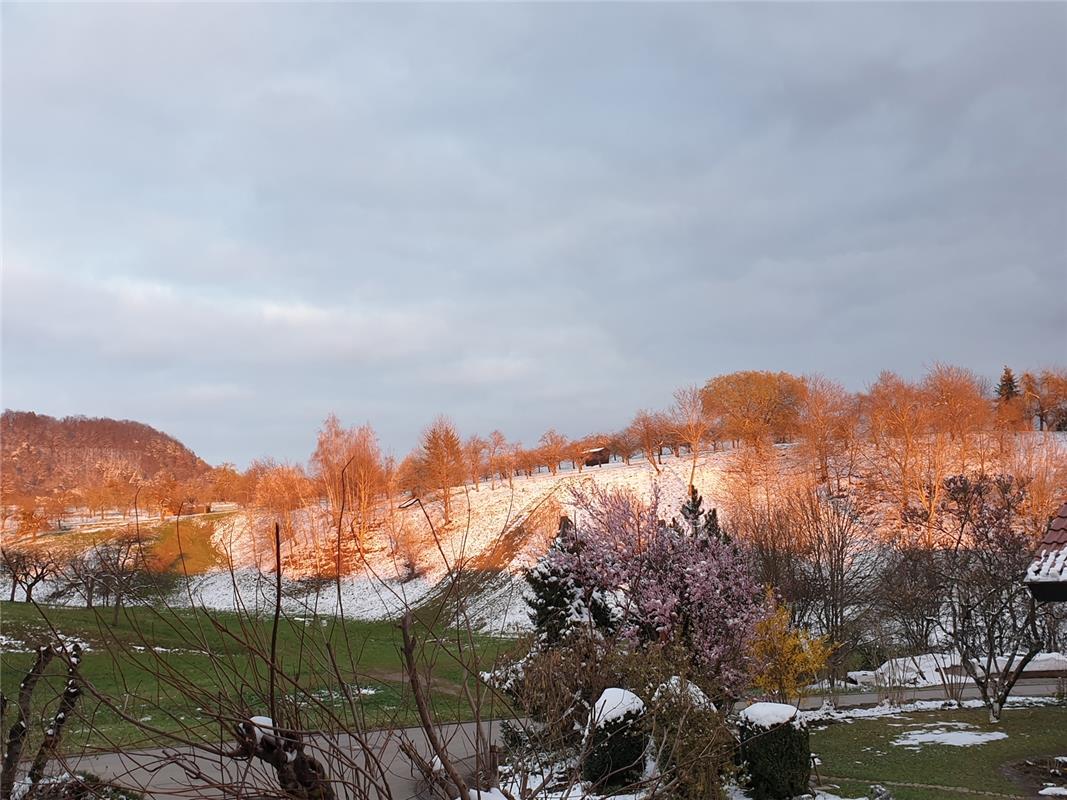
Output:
(673, 485), (729, 544)
(703, 506), (729, 544)
(525, 516), (612, 646)
(679, 484), (703, 537)
(997, 366), (1019, 402)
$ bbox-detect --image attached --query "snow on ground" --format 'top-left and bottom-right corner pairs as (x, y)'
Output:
(890, 721), (1008, 748)
(180, 450), (738, 623)
(800, 695), (1061, 725)
(874, 652), (962, 687)
(726, 788), (862, 800)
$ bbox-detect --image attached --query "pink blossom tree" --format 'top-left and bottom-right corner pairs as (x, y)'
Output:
(546, 484), (768, 697)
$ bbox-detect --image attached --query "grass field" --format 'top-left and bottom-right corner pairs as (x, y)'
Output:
(0, 599), (515, 753)
(811, 704), (1067, 799)
(34, 511), (230, 575)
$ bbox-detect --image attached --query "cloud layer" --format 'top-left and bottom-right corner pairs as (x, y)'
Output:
(3, 4), (1064, 464)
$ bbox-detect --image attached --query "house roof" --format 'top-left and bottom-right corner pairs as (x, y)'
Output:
(1026, 502), (1067, 588)
(1044, 502), (1067, 546)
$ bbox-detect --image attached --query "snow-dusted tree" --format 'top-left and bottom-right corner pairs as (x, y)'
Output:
(525, 516), (614, 646)
(674, 484), (726, 543)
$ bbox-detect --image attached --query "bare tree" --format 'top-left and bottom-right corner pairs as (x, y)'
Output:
(51, 548), (101, 608)
(464, 435), (487, 491)
(934, 474), (1052, 722)
(671, 385), (711, 488)
(797, 375), (857, 488)
(0, 547), (55, 603)
(789, 486), (878, 685)
(95, 530), (155, 624)
(609, 429), (637, 465)
(538, 430), (568, 476)
(702, 370), (805, 446)
(487, 430), (506, 489)
(628, 410), (666, 473)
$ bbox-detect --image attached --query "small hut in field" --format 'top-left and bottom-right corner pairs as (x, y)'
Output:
(583, 447), (610, 467)
(1026, 502), (1067, 603)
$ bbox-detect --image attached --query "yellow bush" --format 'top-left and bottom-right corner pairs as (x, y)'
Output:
(752, 601), (831, 703)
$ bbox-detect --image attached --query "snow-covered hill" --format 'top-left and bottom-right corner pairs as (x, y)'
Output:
(187, 450), (740, 632)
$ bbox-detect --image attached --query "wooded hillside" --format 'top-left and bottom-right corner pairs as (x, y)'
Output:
(1, 410), (210, 496)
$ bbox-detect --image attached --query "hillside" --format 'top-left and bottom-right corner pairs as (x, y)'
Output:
(1, 410), (210, 496)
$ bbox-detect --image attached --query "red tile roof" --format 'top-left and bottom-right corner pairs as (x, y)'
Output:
(1044, 502), (1067, 547)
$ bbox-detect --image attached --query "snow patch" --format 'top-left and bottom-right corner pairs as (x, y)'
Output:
(591, 688), (644, 725)
(891, 722), (1007, 748)
(739, 702), (800, 729)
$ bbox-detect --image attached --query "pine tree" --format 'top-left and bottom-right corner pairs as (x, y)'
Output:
(997, 366), (1019, 403)
(525, 516), (612, 646)
(679, 484), (703, 537)
(703, 506), (729, 544)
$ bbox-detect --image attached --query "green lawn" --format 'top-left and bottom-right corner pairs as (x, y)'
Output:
(0, 600), (514, 753)
(810, 704), (1067, 799)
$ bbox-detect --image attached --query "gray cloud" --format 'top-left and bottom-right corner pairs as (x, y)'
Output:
(2, 3), (1064, 465)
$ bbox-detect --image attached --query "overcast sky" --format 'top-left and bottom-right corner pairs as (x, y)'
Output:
(3, 3), (1065, 466)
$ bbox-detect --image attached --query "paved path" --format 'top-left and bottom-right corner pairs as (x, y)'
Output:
(57, 720), (494, 800)
(48, 679), (1063, 799)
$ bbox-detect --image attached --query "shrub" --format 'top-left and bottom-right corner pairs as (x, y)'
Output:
(752, 600), (831, 703)
(581, 688), (647, 790)
(650, 677), (733, 799)
(737, 703), (810, 800)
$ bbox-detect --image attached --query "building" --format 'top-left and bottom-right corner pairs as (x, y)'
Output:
(583, 447), (610, 467)
(1026, 501), (1067, 603)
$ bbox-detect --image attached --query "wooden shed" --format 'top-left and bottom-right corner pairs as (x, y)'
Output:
(1026, 501), (1067, 602)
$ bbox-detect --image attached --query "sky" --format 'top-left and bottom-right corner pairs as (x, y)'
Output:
(2, 3), (1065, 467)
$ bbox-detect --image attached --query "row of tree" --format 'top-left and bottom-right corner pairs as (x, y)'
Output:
(5, 364), (1065, 540)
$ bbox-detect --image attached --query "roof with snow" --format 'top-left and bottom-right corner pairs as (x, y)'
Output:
(1026, 502), (1067, 602)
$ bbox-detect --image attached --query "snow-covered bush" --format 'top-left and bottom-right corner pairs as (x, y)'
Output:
(11, 772), (144, 800)
(581, 688), (647, 790)
(649, 676), (732, 799)
(737, 702), (810, 800)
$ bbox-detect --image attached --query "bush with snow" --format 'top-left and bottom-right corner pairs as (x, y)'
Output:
(650, 676), (732, 799)
(737, 702), (810, 800)
(581, 688), (647, 790)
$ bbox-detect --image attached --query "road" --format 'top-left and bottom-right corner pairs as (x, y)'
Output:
(56, 720), (493, 800)
(48, 679), (1063, 799)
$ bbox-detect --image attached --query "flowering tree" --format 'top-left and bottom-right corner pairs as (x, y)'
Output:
(538, 484), (767, 698)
